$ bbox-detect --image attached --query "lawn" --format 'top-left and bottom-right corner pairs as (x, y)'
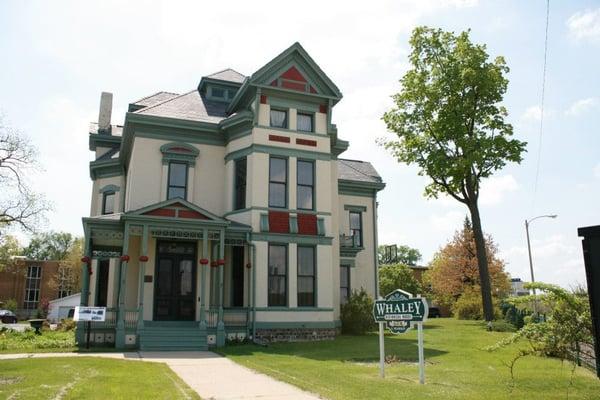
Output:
(221, 319), (600, 400)
(0, 357), (200, 400)
(0, 329), (76, 353)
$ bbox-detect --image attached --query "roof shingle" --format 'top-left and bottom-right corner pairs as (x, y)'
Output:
(205, 68), (246, 84)
(135, 90), (228, 123)
(338, 159), (382, 183)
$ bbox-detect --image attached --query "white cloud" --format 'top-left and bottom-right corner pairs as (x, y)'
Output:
(429, 211), (465, 234)
(565, 97), (598, 116)
(567, 8), (600, 42)
(479, 174), (518, 206)
(594, 163), (600, 179)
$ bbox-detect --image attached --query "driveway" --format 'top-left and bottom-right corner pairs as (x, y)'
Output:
(0, 351), (322, 400)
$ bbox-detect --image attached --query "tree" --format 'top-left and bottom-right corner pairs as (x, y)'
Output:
(378, 244), (422, 266)
(379, 263), (422, 297)
(0, 234), (22, 271)
(0, 114), (48, 233)
(23, 231), (76, 261)
(424, 218), (510, 314)
(382, 27), (526, 321)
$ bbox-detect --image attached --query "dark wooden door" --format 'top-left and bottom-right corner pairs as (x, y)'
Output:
(154, 241), (196, 321)
(231, 247), (245, 307)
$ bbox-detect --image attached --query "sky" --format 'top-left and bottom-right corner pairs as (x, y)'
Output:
(0, 0), (598, 288)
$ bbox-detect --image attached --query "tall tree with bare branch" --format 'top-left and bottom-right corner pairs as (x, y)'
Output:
(0, 114), (48, 233)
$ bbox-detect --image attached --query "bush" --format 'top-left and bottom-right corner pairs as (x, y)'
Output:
(488, 320), (517, 332)
(453, 287), (501, 320)
(502, 303), (525, 329)
(3, 299), (17, 313)
(58, 318), (76, 331)
(341, 288), (375, 335)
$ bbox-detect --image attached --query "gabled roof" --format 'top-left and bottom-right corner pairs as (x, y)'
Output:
(338, 159), (383, 184)
(134, 90), (228, 123)
(249, 42), (342, 99)
(205, 68), (246, 84)
(131, 91), (180, 108)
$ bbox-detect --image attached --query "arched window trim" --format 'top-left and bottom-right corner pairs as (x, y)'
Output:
(160, 142), (199, 167)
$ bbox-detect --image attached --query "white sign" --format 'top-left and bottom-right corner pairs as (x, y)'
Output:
(74, 306), (106, 322)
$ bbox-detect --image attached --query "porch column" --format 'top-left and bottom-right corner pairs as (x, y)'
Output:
(76, 226), (91, 344)
(199, 228), (208, 331)
(137, 225), (148, 331)
(216, 228), (226, 347)
(116, 223), (130, 349)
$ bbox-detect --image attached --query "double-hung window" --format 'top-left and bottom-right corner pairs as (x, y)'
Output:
(297, 160), (314, 210)
(167, 162), (188, 200)
(24, 265), (41, 310)
(270, 109), (288, 128)
(349, 211), (363, 247)
(268, 244), (287, 306)
(297, 246), (315, 307)
(340, 265), (350, 305)
(234, 157), (247, 210)
(297, 112), (313, 132)
(269, 157), (287, 208)
(102, 191), (115, 215)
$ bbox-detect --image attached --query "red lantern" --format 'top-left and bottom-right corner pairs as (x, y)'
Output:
(245, 263), (252, 269)
(217, 259), (225, 266)
(120, 255), (130, 262)
(199, 258), (209, 265)
(139, 255), (149, 262)
(81, 256), (91, 264)
(210, 261), (218, 268)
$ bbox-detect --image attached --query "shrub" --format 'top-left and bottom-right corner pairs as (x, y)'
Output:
(58, 318), (76, 331)
(453, 287), (501, 320)
(341, 288), (375, 335)
(3, 299), (17, 313)
(488, 320), (517, 332)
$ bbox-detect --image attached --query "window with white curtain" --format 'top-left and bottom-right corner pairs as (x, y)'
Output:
(270, 109), (287, 128)
(297, 113), (313, 132)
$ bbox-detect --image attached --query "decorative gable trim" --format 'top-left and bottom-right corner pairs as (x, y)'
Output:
(160, 142), (199, 166)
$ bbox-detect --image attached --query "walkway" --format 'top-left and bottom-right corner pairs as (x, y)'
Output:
(0, 351), (322, 400)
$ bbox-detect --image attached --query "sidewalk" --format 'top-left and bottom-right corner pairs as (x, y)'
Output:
(0, 351), (322, 400)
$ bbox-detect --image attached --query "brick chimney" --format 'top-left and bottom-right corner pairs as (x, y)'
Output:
(98, 92), (113, 134)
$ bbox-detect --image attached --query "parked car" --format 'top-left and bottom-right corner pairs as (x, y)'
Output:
(0, 310), (18, 324)
(428, 307), (441, 318)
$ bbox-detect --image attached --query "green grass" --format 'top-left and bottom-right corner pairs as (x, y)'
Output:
(0, 329), (76, 353)
(221, 319), (600, 400)
(0, 357), (200, 400)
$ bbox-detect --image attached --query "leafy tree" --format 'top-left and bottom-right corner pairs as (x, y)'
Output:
(0, 115), (48, 233)
(0, 234), (22, 271)
(378, 244), (422, 266)
(23, 231), (76, 260)
(381, 27), (526, 321)
(424, 218), (510, 314)
(379, 263), (422, 297)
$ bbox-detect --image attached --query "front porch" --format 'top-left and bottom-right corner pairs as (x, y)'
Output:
(77, 199), (255, 350)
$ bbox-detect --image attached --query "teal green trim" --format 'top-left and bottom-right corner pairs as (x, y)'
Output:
(254, 321), (338, 329)
(340, 258), (356, 267)
(225, 144), (331, 162)
(255, 124), (328, 138)
(254, 307), (333, 312)
(160, 142), (199, 166)
(89, 133), (121, 151)
(331, 138), (349, 158)
(268, 97), (320, 113)
(344, 205), (367, 212)
(127, 112), (219, 133)
(90, 159), (123, 180)
(136, 128), (224, 146)
(198, 76), (243, 95)
(99, 184), (120, 194)
(260, 214), (269, 232)
(338, 179), (386, 197)
(317, 218), (325, 236)
(224, 206), (331, 217)
(252, 232), (332, 245)
(289, 215), (298, 234)
(220, 110), (254, 131)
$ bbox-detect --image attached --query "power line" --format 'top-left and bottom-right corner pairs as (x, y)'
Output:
(532, 0), (550, 212)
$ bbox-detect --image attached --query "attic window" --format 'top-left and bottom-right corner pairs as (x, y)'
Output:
(212, 87), (225, 98)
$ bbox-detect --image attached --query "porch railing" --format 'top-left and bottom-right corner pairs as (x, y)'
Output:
(89, 308), (138, 330)
(124, 309), (139, 330)
(205, 308), (248, 328)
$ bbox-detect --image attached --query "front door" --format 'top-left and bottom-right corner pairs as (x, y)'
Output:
(154, 241), (196, 321)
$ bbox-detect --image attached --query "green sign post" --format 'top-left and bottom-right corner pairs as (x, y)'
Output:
(373, 289), (429, 383)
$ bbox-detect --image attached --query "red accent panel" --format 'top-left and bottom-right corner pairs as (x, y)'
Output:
(310, 86), (317, 94)
(179, 209), (208, 219)
(169, 147), (192, 153)
(296, 138), (317, 147)
(281, 80), (306, 92)
(280, 66), (306, 82)
(260, 94), (267, 104)
(269, 211), (290, 234)
(298, 214), (318, 235)
(144, 208), (176, 217)
(319, 104), (327, 113)
(270, 80), (278, 87)
(269, 134), (291, 143)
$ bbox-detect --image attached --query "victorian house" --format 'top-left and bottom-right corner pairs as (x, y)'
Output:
(80, 43), (385, 350)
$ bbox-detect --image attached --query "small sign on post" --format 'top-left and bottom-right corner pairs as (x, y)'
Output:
(373, 289), (428, 383)
(74, 306), (106, 349)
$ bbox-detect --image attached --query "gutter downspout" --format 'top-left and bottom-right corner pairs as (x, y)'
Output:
(372, 193), (380, 298)
(246, 233), (257, 340)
